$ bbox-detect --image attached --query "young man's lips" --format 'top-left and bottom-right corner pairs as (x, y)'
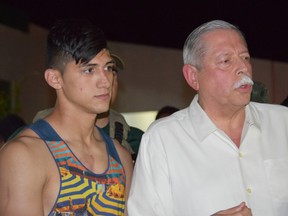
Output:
(95, 93), (110, 99)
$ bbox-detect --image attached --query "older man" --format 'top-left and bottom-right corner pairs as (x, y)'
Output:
(128, 20), (288, 216)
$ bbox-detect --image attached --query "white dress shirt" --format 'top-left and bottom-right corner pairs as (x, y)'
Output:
(128, 95), (288, 216)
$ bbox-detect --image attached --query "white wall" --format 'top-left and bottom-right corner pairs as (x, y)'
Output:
(0, 23), (287, 123)
(108, 41), (193, 113)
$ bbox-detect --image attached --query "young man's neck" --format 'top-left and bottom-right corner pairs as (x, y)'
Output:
(96, 110), (110, 128)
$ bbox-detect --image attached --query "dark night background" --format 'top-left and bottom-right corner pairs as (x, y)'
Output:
(1, 0), (288, 62)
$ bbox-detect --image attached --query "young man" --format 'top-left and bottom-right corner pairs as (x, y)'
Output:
(0, 19), (133, 216)
(128, 20), (288, 215)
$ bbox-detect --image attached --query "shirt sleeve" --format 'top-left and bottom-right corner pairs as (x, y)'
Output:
(127, 131), (174, 216)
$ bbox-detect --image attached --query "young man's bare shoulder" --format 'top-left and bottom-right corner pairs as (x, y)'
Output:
(0, 127), (47, 165)
(112, 139), (133, 174)
(0, 127), (52, 215)
(113, 139), (132, 161)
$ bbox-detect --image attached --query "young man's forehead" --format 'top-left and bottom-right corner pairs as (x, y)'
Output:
(82, 50), (114, 66)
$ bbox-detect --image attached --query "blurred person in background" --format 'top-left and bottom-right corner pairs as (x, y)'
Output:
(155, 105), (179, 120)
(0, 113), (26, 148)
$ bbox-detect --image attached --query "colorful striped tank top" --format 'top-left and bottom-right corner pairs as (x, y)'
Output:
(29, 119), (126, 216)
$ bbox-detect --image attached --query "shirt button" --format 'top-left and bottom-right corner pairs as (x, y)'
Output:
(239, 152), (243, 158)
(246, 188), (252, 194)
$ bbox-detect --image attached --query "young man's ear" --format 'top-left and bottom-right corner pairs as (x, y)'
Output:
(44, 69), (62, 90)
(182, 64), (199, 91)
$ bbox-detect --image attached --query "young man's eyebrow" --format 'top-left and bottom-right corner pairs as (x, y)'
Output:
(106, 60), (115, 65)
(78, 63), (96, 69)
(81, 60), (115, 67)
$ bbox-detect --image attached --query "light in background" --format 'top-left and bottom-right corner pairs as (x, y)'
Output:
(122, 111), (157, 132)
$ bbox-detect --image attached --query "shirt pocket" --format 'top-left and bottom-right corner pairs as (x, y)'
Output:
(264, 158), (288, 202)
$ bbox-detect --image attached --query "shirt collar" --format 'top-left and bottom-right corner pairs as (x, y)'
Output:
(187, 95), (217, 142)
(187, 95), (262, 142)
(245, 103), (262, 130)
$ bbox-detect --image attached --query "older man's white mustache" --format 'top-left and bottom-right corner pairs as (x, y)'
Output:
(233, 75), (254, 89)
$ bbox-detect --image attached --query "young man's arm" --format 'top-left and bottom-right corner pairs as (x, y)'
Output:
(0, 138), (45, 215)
(114, 140), (134, 216)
